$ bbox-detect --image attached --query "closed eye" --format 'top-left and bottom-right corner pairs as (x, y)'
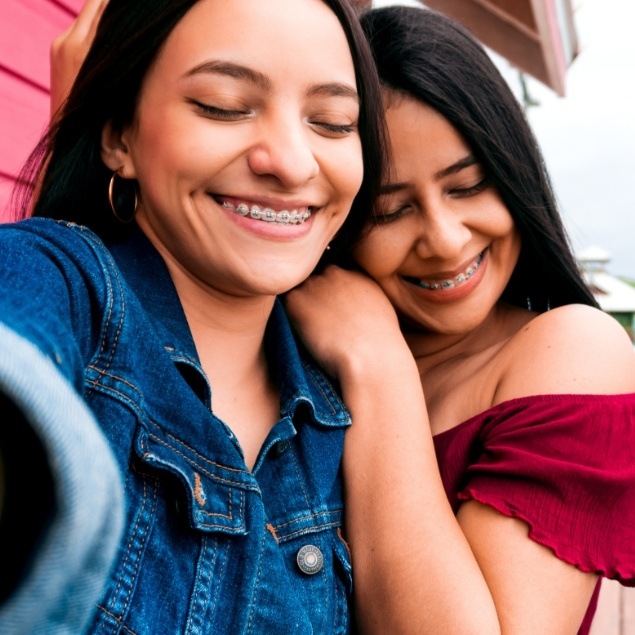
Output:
(448, 177), (489, 198)
(310, 120), (357, 137)
(190, 100), (251, 120)
(372, 205), (410, 224)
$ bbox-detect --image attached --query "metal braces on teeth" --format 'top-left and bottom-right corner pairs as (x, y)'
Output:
(225, 201), (311, 224)
(413, 252), (484, 290)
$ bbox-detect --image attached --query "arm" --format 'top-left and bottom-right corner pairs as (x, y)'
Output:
(285, 268), (499, 632)
(50, 0), (108, 117)
(286, 272), (625, 633)
(0, 225), (124, 631)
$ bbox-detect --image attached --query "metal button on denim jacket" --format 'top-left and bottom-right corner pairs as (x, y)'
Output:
(0, 219), (353, 634)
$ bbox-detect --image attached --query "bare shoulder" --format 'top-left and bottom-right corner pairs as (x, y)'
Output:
(495, 304), (635, 402)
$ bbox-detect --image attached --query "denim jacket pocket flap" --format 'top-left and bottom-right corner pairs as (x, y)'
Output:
(134, 424), (258, 535)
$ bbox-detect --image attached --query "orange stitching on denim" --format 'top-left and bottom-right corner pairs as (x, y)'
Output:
(193, 472), (206, 506)
(266, 523), (279, 543)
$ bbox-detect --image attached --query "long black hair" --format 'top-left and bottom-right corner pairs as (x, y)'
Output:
(17, 0), (385, 258)
(359, 6), (596, 310)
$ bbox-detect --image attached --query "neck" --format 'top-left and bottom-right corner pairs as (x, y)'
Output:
(169, 263), (275, 382)
(403, 303), (518, 374)
(165, 256), (281, 470)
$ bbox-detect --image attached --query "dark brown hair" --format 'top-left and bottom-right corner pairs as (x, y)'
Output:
(360, 6), (596, 310)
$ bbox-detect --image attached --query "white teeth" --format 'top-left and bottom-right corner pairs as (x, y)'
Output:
(220, 199), (311, 225)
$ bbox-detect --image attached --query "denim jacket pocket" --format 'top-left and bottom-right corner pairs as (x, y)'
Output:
(133, 422), (259, 535)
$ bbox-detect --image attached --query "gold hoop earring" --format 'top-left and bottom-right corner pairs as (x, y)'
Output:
(108, 169), (137, 223)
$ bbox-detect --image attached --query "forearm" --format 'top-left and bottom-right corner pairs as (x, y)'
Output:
(341, 347), (500, 633)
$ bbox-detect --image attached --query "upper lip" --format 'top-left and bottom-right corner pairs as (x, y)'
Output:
(404, 249), (486, 281)
(212, 193), (318, 211)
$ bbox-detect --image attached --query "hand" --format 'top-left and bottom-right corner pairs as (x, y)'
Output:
(50, 0), (109, 117)
(284, 266), (406, 379)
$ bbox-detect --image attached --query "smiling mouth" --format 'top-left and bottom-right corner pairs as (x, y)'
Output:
(218, 198), (312, 225)
(403, 250), (486, 290)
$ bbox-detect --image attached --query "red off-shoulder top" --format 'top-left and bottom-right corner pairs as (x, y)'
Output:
(433, 393), (635, 634)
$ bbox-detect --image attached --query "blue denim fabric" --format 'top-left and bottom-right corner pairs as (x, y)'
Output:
(0, 219), (353, 634)
(0, 324), (124, 635)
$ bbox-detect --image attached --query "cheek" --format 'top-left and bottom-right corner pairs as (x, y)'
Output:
(352, 230), (401, 281)
(329, 138), (364, 204)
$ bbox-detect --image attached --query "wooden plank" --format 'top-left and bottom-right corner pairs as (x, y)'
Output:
(0, 69), (49, 178)
(0, 0), (74, 90)
(0, 174), (17, 223)
(49, 0), (83, 15)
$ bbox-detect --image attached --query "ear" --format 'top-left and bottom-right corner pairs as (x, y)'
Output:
(101, 120), (137, 178)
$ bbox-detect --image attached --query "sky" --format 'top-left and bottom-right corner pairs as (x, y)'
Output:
(373, 0), (635, 278)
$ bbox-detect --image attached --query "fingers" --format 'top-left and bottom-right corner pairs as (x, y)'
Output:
(71, 0), (109, 44)
(49, 0), (109, 117)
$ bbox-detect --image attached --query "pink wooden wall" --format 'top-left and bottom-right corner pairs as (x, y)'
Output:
(0, 0), (81, 221)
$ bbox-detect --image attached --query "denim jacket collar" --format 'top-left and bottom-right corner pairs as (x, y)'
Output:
(105, 224), (350, 430)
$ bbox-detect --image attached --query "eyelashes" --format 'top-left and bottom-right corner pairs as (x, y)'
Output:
(373, 178), (491, 225)
(191, 101), (250, 120)
(448, 177), (489, 198)
(190, 100), (357, 137)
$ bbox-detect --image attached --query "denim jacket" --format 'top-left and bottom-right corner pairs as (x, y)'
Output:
(0, 219), (353, 634)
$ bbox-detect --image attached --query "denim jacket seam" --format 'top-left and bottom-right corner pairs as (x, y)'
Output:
(246, 525), (269, 635)
(288, 444), (312, 509)
(86, 365), (144, 400)
(147, 420), (253, 477)
(69, 224), (127, 377)
(105, 469), (158, 625)
(146, 431), (258, 491)
(302, 360), (350, 423)
(84, 377), (144, 421)
(269, 509), (343, 530)
(275, 519), (343, 541)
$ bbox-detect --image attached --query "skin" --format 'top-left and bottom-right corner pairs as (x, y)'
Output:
(99, 0), (363, 470)
(286, 94), (635, 632)
(49, 0), (109, 117)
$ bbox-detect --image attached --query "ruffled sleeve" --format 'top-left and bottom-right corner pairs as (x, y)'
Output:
(433, 393), (635, 585)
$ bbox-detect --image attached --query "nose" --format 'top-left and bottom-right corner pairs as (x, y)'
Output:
(414, 206), (471, 261)
(248, 117), (319, 189)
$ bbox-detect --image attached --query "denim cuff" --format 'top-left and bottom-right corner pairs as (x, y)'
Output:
(0, 323), (124, 635)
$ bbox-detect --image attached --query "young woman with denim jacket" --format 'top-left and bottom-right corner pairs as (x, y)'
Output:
(21, 3), (635, 633)
(286, 6), (635, 634)
(0, 0), (386, 633)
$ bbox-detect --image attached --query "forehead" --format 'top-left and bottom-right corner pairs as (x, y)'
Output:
(384, 95), (471, 173)
(149, 0), (357, 89)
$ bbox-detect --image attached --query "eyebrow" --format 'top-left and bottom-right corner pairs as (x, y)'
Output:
(379, 154), (479, 195)
(184, 60), (272, 91)
(307, 83), (359, 103)
(435, 154), (478, 179)
(183, 59), (358, 103)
